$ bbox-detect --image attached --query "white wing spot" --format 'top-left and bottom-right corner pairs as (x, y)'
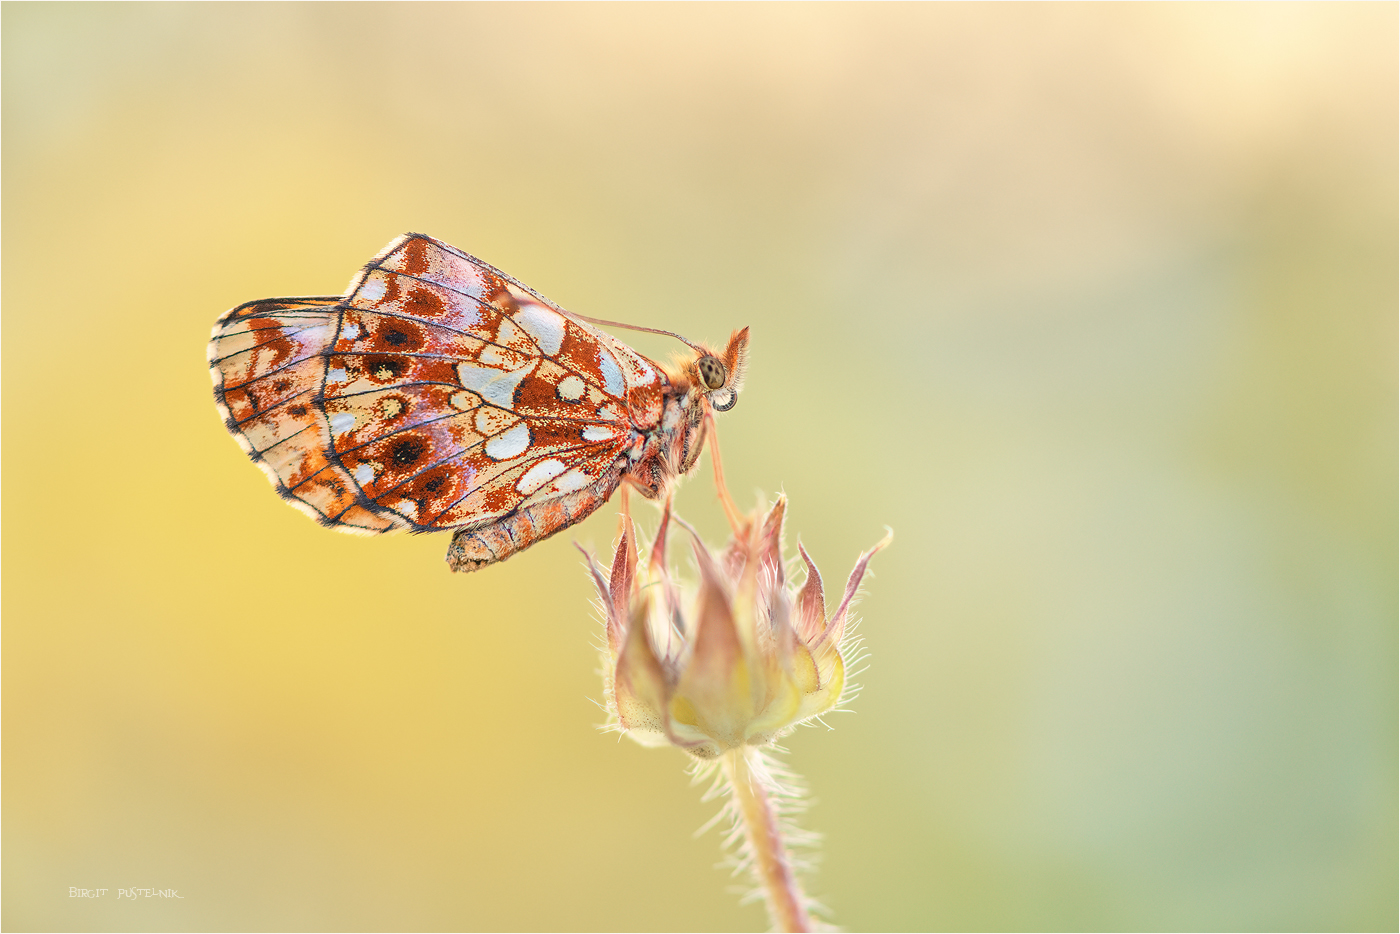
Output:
(582, 425), (618, 442)
(516, 458), (567, 495)
(557, 375), (585, 401)
(327, 368), (347, 383)
(342, 323), (361, 341)
(485, 422), (531, 461)
(358, 277), (387, 303)
(454, 305), (483, 329)
(441, 255), (486, 296)
(329, 412), (356, 436)
(554, 469), (593, 493)
(299, 324), (335, 346)
(353, 463), (375, 486)
(515, 304), (566, 355)
(598, 347), (625, 397)
(457, 361), (535, 409)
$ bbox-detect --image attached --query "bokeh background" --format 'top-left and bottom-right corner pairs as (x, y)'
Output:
(4, 3), (1395, 931)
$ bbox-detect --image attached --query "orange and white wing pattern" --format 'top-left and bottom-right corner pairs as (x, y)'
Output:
(208, 295), (402, 533)
(209, 233), (747, 571)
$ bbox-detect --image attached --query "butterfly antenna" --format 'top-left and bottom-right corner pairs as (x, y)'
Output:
(564, 310), (706, 354)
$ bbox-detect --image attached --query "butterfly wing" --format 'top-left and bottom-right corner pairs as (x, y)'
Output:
(209, 296), (406, 532)
(209, 234), (670, 548)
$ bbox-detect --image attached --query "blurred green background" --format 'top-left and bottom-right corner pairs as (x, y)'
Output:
(3, 3), (1395, 931)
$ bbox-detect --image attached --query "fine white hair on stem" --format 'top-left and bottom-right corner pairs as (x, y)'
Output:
(688, 748), (832, 932)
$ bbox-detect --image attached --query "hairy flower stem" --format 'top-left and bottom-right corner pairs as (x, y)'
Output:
(722, 747), (814, 933)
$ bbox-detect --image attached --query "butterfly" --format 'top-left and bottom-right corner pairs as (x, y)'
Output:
(208, 233), (748, 572)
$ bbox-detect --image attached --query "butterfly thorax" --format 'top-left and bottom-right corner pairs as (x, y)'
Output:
(622, 381), (708, 499)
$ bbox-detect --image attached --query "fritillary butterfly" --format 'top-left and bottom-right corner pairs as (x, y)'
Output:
(208, 233), (749, 572)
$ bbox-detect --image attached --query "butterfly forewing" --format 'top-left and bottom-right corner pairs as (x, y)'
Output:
(210, 234), (670, 542)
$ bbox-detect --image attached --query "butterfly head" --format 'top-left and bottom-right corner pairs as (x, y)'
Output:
(684, 327), (750, 413)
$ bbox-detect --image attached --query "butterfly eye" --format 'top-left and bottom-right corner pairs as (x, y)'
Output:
(697, 354), (727, 391)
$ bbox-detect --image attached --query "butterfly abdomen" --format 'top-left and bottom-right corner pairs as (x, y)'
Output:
(445, 466), (623, 571)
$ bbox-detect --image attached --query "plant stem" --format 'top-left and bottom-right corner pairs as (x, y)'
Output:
(722, 747), (814, 933)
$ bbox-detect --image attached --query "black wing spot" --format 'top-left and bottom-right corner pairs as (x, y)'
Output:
(366, 355), (408, 381)
(391, 437), (427, 465)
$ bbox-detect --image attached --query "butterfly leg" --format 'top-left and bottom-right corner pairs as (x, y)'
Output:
(703, 410), (746, 536)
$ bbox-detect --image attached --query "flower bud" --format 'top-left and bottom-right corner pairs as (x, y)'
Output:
(585, 496), (889, 759)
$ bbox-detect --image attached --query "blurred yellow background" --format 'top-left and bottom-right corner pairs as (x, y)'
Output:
(4, 3), (1395, 931)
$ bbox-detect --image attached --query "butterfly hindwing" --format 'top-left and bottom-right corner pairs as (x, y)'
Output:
(208, 297), (405, 533)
